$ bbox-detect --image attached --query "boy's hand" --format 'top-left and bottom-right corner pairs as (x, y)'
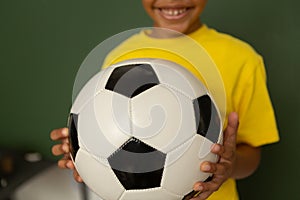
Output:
(191, 112), (239, 200)
(50, 127), (83, 182)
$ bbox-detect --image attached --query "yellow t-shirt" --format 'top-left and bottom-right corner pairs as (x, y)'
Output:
(102, 25), (280, 200)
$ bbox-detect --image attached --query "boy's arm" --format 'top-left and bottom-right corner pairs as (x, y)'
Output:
(232, 143), (261, 179)
(191, 112), (261, 200)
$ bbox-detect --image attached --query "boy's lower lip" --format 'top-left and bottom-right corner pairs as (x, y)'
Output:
(156, 7), (190, 20)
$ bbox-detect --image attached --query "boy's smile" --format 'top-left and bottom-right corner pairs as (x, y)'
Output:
(142, 0), (207, 34)
(159, 7), (189, 20)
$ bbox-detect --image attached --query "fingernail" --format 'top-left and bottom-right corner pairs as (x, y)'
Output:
(62, 128), (68, 136)
(62, 144), (69, 152)
(197, 185), (203, 191)
(77, 176), (83, 183)
(213, 144), (220, 152)
(66, 161), (73, 169)
(202, 164), (211, 171)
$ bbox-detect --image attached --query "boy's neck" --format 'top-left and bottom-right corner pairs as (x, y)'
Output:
(148, 21), (203, 38)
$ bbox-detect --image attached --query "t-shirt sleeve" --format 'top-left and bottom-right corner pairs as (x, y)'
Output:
(234, 56), (280, 147)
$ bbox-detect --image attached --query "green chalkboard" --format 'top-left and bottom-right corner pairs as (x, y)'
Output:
(0, 0), (299, 199)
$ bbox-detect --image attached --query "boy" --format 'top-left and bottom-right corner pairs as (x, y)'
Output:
(51, 0), (279, 199)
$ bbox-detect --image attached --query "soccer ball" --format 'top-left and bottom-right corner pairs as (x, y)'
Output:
(68, 58), (222, 200)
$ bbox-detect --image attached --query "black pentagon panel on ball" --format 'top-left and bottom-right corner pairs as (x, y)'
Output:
(68, 113), (80, 159)
(193, 95), (221, 143)
(105, 63), (160, 98)
(108, 137), (166, 190)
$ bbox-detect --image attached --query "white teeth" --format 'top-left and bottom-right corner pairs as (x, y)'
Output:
(162, 8), (187, 16)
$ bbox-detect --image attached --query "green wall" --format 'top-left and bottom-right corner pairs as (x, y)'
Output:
(0, 0), (299, 199)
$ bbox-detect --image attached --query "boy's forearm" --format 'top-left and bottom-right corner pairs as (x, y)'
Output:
(231, 143), (261, 180)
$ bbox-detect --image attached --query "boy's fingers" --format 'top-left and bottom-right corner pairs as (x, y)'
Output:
(52, 143), (70, 156)
(66, 160), (75, 169)
(192, 180), (220, 199)
(50, 128), (69, 141)
(58, 158), (69, 169)
(73, 170), (83, 182)
(193, 182), (204, 193)
(52, 144), (64, 156)
(200, 162), (228, 176)
(211, 144), (224, 155)
(224, 112), (239, 139)
(58, 157), (74, 169)
(223, 112), (239, 149)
